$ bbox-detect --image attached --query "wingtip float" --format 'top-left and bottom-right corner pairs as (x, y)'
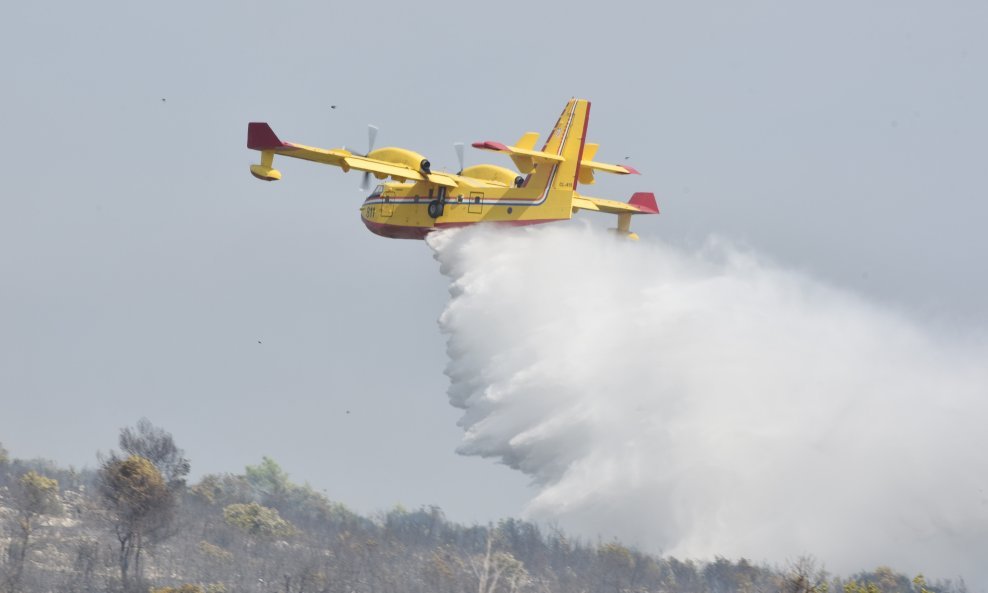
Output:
(246, 99), (658, 240)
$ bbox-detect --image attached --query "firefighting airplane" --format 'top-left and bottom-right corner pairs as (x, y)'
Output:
(246, 99), (658, 239)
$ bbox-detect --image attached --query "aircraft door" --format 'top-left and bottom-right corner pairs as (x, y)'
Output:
(381, 189), (395, 217)
(469, 192), (483, 214)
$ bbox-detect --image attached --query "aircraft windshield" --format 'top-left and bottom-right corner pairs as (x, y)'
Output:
(370, 185), (384, 197)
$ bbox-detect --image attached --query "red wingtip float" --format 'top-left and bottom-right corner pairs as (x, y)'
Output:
(246, 99), (659, 239)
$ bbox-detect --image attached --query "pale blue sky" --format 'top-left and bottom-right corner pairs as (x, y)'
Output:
(1, 0), (986, 525)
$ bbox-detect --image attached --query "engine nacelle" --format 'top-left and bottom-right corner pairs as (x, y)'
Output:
(366, 147), (432, 175)
(460, 164), (525, 187)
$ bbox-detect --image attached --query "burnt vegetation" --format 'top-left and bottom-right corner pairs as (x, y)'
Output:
(0, 422), (970, 593)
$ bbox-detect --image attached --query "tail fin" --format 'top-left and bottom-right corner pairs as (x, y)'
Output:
(541, 98), (589, 191)
(628, 192), (659, 214)
(525, 99), (590, 218)
(247, 122), (287, 150)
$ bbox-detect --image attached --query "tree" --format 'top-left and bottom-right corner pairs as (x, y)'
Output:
(223, 502), (296, 539)
(843, 566), (915, 593)
(912, 575), (932, 593)
(98, 419), (189, 591)
(189, 473), (253, 508)
(0, 443), (9, 486)
(4, 471), (61, 593)
(149, 586), (206, 593)
(843, 581), (882, 593)
(244, 457), (291, 504)
(98, 455), (172, 592)
(469, 534), (530, 593)
(780, 557), (829, 593)
(423, 548), (462, 593)
(119, 418), (190, 488)
(596, 542), (635, 593)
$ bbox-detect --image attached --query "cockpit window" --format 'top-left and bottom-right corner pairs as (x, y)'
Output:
(370, 185), (384, 197)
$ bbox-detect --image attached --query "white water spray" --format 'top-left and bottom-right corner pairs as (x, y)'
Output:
(429, 223), (988, 583)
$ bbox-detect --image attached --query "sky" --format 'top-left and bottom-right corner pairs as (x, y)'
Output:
(1, 0), (987, 573)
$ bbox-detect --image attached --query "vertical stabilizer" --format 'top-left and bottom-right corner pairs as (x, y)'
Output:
(525, 99), (590, 219)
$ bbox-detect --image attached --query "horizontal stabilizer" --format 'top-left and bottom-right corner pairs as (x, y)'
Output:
(472, 138), (564, 175)
(471, 141), (565, 163)
(572, 192), (659, 215)
(576, 142), (638, 184)
(581, 160), (639, 175)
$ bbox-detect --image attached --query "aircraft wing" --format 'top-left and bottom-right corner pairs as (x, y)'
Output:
(247, 123), (456, 187)
(342, 155), (457, 187)
(572, 192), (659, 215)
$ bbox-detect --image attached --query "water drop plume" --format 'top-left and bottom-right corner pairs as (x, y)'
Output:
(429, 223), (988, 583)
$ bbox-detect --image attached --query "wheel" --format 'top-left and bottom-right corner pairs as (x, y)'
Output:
(427, 199), (443, 218)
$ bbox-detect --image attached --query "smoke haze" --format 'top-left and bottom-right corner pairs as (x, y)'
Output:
(429, 223), (988, 583)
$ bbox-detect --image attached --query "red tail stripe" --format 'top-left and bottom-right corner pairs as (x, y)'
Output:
(629, 192), (659, 214)
(248, 122), (288, 150)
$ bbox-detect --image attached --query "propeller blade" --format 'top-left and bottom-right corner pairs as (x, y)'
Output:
(367, 124), (379, 154)
(454, 142), (465, 174)
(353, 125), (379, 191)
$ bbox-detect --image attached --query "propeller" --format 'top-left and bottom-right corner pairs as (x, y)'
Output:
(367, 124), (379, 153)
(359, 124), (380, 191)
(454, 142), (465, 175)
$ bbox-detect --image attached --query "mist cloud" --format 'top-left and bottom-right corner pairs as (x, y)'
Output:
(429, 223), (988, 583)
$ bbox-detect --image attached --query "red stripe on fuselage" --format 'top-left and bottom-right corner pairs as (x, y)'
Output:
(362, 218), (432, 239)
(572, 101), (591, 192)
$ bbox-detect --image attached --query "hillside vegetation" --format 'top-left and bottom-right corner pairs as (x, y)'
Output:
(0, 421), (967, 593)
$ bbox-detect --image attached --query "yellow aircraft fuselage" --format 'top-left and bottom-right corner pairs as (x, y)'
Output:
(247, 99), (659, 239)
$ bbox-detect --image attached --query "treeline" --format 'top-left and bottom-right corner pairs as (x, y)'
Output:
(0, 421), (969, 593)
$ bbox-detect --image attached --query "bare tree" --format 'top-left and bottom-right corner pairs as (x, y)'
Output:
(779, 556), (829, 593)
(119, 418), (190, 488)
(470, 533), (530, 593)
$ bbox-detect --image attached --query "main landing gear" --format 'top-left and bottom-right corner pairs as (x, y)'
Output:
(427, 200), (444, 218)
